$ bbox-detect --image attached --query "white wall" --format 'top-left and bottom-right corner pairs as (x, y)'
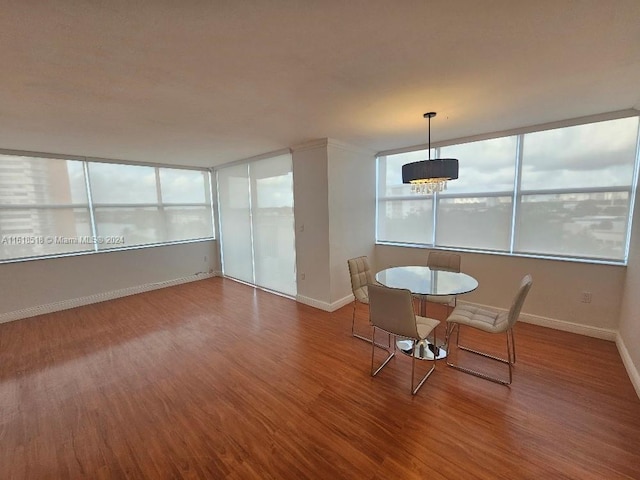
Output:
(292, 141), (332, 306)
(617, 195), (640, 395)
(0, 240), (218, 322)
(292, 139), (376, 311)
(327, 141), (376, 304)
(376, 244), (625, 337)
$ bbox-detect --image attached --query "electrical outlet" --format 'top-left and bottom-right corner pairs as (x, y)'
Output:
(580, 291), (592, 303)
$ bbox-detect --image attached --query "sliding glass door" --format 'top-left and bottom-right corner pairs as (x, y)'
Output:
(217, 153), (296, 296)
(217, 164), (253, 284)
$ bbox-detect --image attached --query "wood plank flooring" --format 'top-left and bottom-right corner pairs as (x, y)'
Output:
(1, 277), (639, 479)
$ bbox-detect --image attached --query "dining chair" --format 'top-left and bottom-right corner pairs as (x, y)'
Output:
(347, 256), (377, 342)
(368, 283), (440, 395)
(445, 274), (533, 385)
(428, 251), (461, 273)
(425, 251), (462, 313)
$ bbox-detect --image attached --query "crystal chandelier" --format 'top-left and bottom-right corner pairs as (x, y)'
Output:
(402, 112), (458, 194)
(409, 177), (449, 194)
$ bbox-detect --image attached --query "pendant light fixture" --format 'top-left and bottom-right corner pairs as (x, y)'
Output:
(402, 112), (459, 194)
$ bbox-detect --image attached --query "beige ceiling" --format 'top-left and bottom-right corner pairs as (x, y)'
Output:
(1, 0), (639, 168)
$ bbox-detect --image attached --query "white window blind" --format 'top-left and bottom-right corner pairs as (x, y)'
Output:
(88, 163), (214, 249)
(89, 163), (162, 249)
(515, 117), (638, 261)
(217, 153), (296, 296)
(376, 115), (640, 263)
(377, 150), (435, 245)
(217, 164), (254, 284)
(0, 153), (214, 262)
(437, 136), (517, 251)
(159, 168), (213, 243)
(0, 155), (92, 260)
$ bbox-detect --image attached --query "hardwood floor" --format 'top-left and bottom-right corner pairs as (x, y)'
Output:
(1, 277), (639, 479)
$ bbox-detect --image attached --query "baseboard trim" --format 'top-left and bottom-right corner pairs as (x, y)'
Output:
(330, 294), (355, 312)
(0, 272), (216, 324)
(616, 332), (640, 399)
(458, 300), (617, 341)
(296, 295), (331, 311)
(293, 294), (617, 339)
(296, 293), (354, 312)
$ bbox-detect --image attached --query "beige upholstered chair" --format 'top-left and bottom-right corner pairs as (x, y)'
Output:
(428, 251), (461, 273)
(425, 251), (462, 312)
(368, 284), (440, 395)
(347, 256), (377, 342)
(445, 274), (533, 385)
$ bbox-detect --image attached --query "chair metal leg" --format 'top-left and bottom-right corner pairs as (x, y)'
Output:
(411, 339), (436, 395)
(445, 296), (457, 318)
(352, 300), (373, 343)
(509, 329), (516, 364)
(370, 329), (435, 394)
(352, 301), (369, 342)
(371, 327), (395, 377)
(353, 301), (391, 348)
(444, 322), (454, 347)
(446, 324), (515, 386)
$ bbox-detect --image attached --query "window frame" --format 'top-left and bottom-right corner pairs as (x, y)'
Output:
(0, 150), (215, 264)
(375, 111), (640, 266)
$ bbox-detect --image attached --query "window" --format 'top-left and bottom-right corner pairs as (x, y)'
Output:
(515, 118), (638, 260)
(0, 155), (93, 260)
(88, 163), (213, 249)
(0, 153), (214, 262)
(438, 136), (517, 251)
(376, 115), (640, 263)
(159, 168), (214, 243)
(377, 150), (435, 245)
(217, 153), (296, 296)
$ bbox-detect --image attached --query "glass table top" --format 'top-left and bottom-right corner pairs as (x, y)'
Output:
(375, 266), (478, 296)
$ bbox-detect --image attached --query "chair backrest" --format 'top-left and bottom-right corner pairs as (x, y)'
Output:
(427, 251), (461, 273)
(347, 256), (375, 302)
(368, 284), (419, 339)
(506, 274), (533, 329)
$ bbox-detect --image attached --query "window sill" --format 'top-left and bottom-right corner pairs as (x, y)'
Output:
(375, 241), (627, 267)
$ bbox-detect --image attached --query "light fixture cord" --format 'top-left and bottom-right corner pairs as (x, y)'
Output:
(428, 115), (431, 161)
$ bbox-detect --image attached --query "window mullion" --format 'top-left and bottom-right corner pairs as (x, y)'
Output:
(155, 167), (168, 243)
(215, 170), (226, 274)
(207, 170), (216, 239)
(83, 161), (99, 252)
(510, 134), (524, 254)
(375, 156), (380, 243)
(624, 120), (640, 263)
(247, 163), (256, 285)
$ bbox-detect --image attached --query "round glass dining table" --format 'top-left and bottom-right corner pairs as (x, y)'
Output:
(375, 266), (478, 360)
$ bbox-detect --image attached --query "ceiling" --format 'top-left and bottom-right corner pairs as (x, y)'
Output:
(1, 0), (639, 168)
